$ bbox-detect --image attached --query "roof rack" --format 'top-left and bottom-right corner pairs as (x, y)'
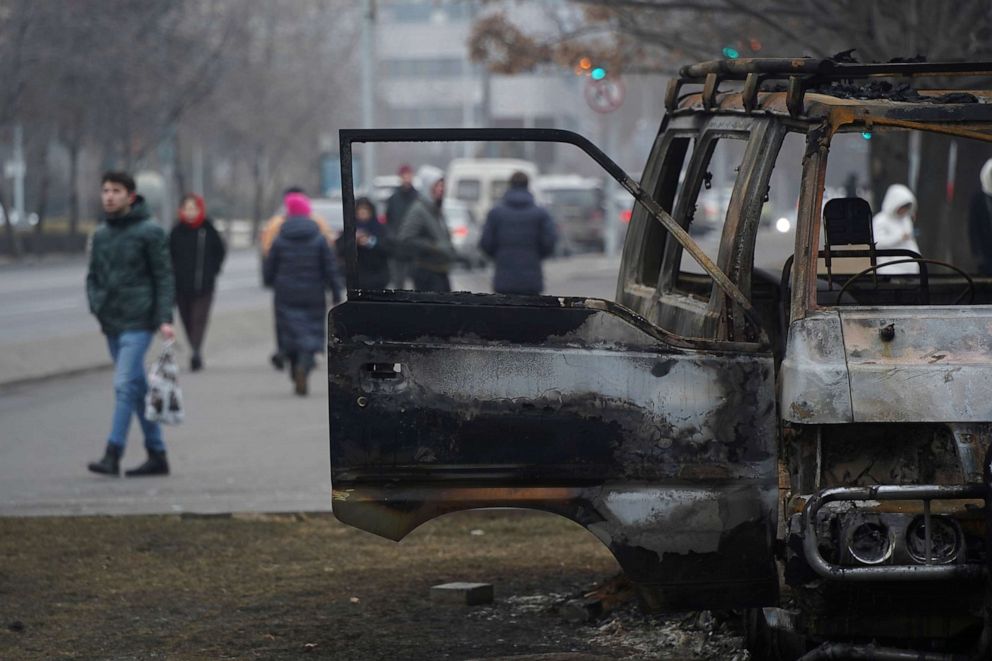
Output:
(665, 57), (992, 118)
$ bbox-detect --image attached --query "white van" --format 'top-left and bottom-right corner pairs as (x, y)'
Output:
(445, 158), (540, 224)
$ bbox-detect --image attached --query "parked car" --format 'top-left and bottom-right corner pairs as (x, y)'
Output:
(329, 58), (992, 660)
(446, 157), (540, 226)
(308, 196), (345, 238)
(443, 198), (485, 269)
(535, 174), (605, 253)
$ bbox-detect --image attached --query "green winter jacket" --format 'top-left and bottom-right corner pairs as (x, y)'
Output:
(86, 196), (175, 335)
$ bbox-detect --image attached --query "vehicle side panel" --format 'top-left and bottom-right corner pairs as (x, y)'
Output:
(328, 293), (779, 609)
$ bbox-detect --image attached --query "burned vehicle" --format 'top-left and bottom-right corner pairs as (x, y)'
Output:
(328, 58), (992, 659)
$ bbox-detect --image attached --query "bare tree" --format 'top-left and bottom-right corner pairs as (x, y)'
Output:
(0, 0), (359, 256)
(469, 0), (992, 265)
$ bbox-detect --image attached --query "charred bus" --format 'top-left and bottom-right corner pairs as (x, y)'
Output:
(328, 58), (992, 659)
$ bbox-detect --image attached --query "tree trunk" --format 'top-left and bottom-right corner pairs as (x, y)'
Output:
(34, 140), (51, 245)
(173, 127), (186, 199)
(914, 133), (949, 262)
(945, 138), (988, 270)
(1, 187), (21, 259)
(68, 138), (81, 237)
(251, 145), (265, 245)
(869, 131), (909, 212)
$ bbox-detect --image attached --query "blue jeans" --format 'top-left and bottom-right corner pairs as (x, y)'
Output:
(106, 330), (165, 453)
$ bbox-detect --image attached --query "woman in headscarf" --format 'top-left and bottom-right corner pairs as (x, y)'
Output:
(263, 192), (343, 396)
(169, 194), (226, 371)
(872, 183), (921, 275)
(968, 159), (992, 276)
(339, 196), (390, 290)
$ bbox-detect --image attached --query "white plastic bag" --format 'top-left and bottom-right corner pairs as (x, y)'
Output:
(145, 341), (184, 425)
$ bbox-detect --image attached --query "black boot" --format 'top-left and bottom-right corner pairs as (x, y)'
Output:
(87, 445), (122, 476)
(293, 366), (309, 396)
(190, 353), (203, 372)
(125, 450), (170, 477)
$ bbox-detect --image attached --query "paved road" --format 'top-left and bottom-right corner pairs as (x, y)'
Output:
(0, 250), (267, 346)
(0, 253), (621, 516)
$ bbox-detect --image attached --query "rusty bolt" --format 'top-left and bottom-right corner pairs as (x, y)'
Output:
(356, 396), (368, 408)
(879, 323), (896, 342)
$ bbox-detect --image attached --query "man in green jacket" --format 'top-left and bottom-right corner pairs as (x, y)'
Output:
(86, 171), (176, 477)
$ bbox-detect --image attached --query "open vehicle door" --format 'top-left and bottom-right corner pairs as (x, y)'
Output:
(329, 128), (778, 610)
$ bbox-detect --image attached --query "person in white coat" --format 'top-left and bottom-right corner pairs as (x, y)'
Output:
(872, 184), (921, 274)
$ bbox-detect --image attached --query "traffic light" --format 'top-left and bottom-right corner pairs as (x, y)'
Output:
(722, 46), (740, 59)
(575, 56), (608, 80)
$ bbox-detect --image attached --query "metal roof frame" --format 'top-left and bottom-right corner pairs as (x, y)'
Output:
(665, 57), (992, 118)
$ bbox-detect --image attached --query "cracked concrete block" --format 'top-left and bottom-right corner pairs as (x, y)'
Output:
(430, 582), (493, 605)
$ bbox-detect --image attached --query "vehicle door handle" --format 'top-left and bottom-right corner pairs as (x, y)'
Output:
(364, 362), (401, 379)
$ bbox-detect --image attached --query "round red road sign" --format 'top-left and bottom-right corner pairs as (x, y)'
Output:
(584, 77), (625, 113)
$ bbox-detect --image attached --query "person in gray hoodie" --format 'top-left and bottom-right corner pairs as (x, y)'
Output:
(396, 165), (456, 292)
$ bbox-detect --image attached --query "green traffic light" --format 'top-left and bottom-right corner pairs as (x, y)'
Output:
(591, 67), (606, 80)
(722, 47), (739, 59)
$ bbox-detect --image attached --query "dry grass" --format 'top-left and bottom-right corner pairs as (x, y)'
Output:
(0, 510), (629, 660)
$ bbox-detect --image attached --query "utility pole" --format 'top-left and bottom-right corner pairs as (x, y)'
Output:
(192, 143), (205, 196)
(602, 116), (620, 257)
(360, 0), (377, 192)
(11, 124), (25, 226)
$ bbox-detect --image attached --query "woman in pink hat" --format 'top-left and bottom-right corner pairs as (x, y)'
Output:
(263, 192), (343, 395)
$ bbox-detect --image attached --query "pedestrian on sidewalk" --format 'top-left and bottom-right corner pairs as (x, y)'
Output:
(397, 165), (456, 292)
(968, 158), (992, 276)
(339, 196), (390, 290)
(263, 192), (343, 396)
(169, 194), (226, 371)
(480, 171), (557, 295)
(261, 186), (337, 371)
(385, 164), (418, 288)
(86, 171), (175, 478)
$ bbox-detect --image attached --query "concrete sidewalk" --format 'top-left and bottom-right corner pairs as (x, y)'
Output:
(0, 309), (331, 516)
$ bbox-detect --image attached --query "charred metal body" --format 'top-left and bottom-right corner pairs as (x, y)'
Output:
(329, 292), (778, 609)
(329, 57), (992, 658)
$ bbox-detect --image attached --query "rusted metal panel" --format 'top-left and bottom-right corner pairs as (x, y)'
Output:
(780, 312), (854, 424)
(328, 294), (778, 609)
(840, 309), (992, 423)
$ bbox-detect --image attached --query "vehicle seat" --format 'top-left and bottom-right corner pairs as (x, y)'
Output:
(778, 198), (926, 333)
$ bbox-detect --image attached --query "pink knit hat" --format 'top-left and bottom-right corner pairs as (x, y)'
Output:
(284, 192), (311, 217)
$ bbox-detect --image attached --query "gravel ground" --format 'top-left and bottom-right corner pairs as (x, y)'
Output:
(0, 511), (749, 660)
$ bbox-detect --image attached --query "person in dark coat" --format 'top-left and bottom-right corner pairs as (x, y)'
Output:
(397, 166), (456, 292)
(479, 171), (557, 295)
(263, 192), (343, 396)
(338, 196), (390, 290)
(385, 164), (419, 288)
(969, 158), (992, 276)
(169, 194), (226, 371)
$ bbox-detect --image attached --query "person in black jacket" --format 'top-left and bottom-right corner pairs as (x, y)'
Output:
(263, 192), (343, 396)
(338, 196), (390, 290)
(169, 194), (226, 371)
(479, 171), (557, 295)
(385, 164), (418, 288)
(969, 158), (992, 276)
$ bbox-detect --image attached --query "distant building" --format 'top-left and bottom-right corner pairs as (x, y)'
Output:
(373, 0), (666, 180)
(376, 0), (584, 173)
